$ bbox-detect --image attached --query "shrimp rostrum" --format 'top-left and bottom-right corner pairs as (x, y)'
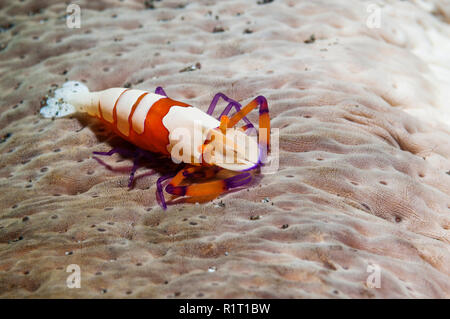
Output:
(40, 81), (271, 209)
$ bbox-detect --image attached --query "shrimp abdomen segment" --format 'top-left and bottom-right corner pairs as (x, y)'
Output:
(114, 89), (148, 136)
(96, 88), (190, 155)
(97, 88), (128, 122)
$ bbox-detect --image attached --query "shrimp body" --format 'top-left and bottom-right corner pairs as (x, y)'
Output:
(40, 81), (270, 209)
(83, 88), (222, 163)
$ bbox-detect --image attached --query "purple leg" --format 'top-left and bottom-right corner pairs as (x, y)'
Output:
(127, 156), (140, 188)
(155, 86), (167, 96)
(93, 147), (135, 158)
(156, 172), (177, 210)
(93, 147), (150, 188)
(92, 156), (134, 173)
(206, 93), (254, 129)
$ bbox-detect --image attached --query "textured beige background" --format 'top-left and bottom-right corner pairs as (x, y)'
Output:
(0, 0), (449, 298)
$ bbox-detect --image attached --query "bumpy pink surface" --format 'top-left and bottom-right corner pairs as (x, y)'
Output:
(0, 0), (449, 298)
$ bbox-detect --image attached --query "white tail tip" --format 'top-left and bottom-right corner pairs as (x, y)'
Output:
(40, 81), (89, 118)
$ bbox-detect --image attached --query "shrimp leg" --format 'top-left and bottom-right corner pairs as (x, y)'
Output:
(206, 93), (254, 130)
(157, 165), (251, 210)
(155, 86), (167, 96)
(227, 96), (270, 163)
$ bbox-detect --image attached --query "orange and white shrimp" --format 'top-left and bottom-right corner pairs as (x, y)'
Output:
(40, 81), (271, 209)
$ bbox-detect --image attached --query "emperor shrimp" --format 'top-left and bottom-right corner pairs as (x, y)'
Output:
(40, 81), (271, 210)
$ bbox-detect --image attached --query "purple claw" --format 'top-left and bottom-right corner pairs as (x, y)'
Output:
(224, 172), (252, 189)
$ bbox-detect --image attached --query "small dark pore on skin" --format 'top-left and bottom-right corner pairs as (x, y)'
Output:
(257, 0), (274, 4)
(304, 34), (316, 44)
(144, 0), (157, 9)
(0, 22), (14, 32)
(212, 26), (225, 33)
(0, 133), (11, 143)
